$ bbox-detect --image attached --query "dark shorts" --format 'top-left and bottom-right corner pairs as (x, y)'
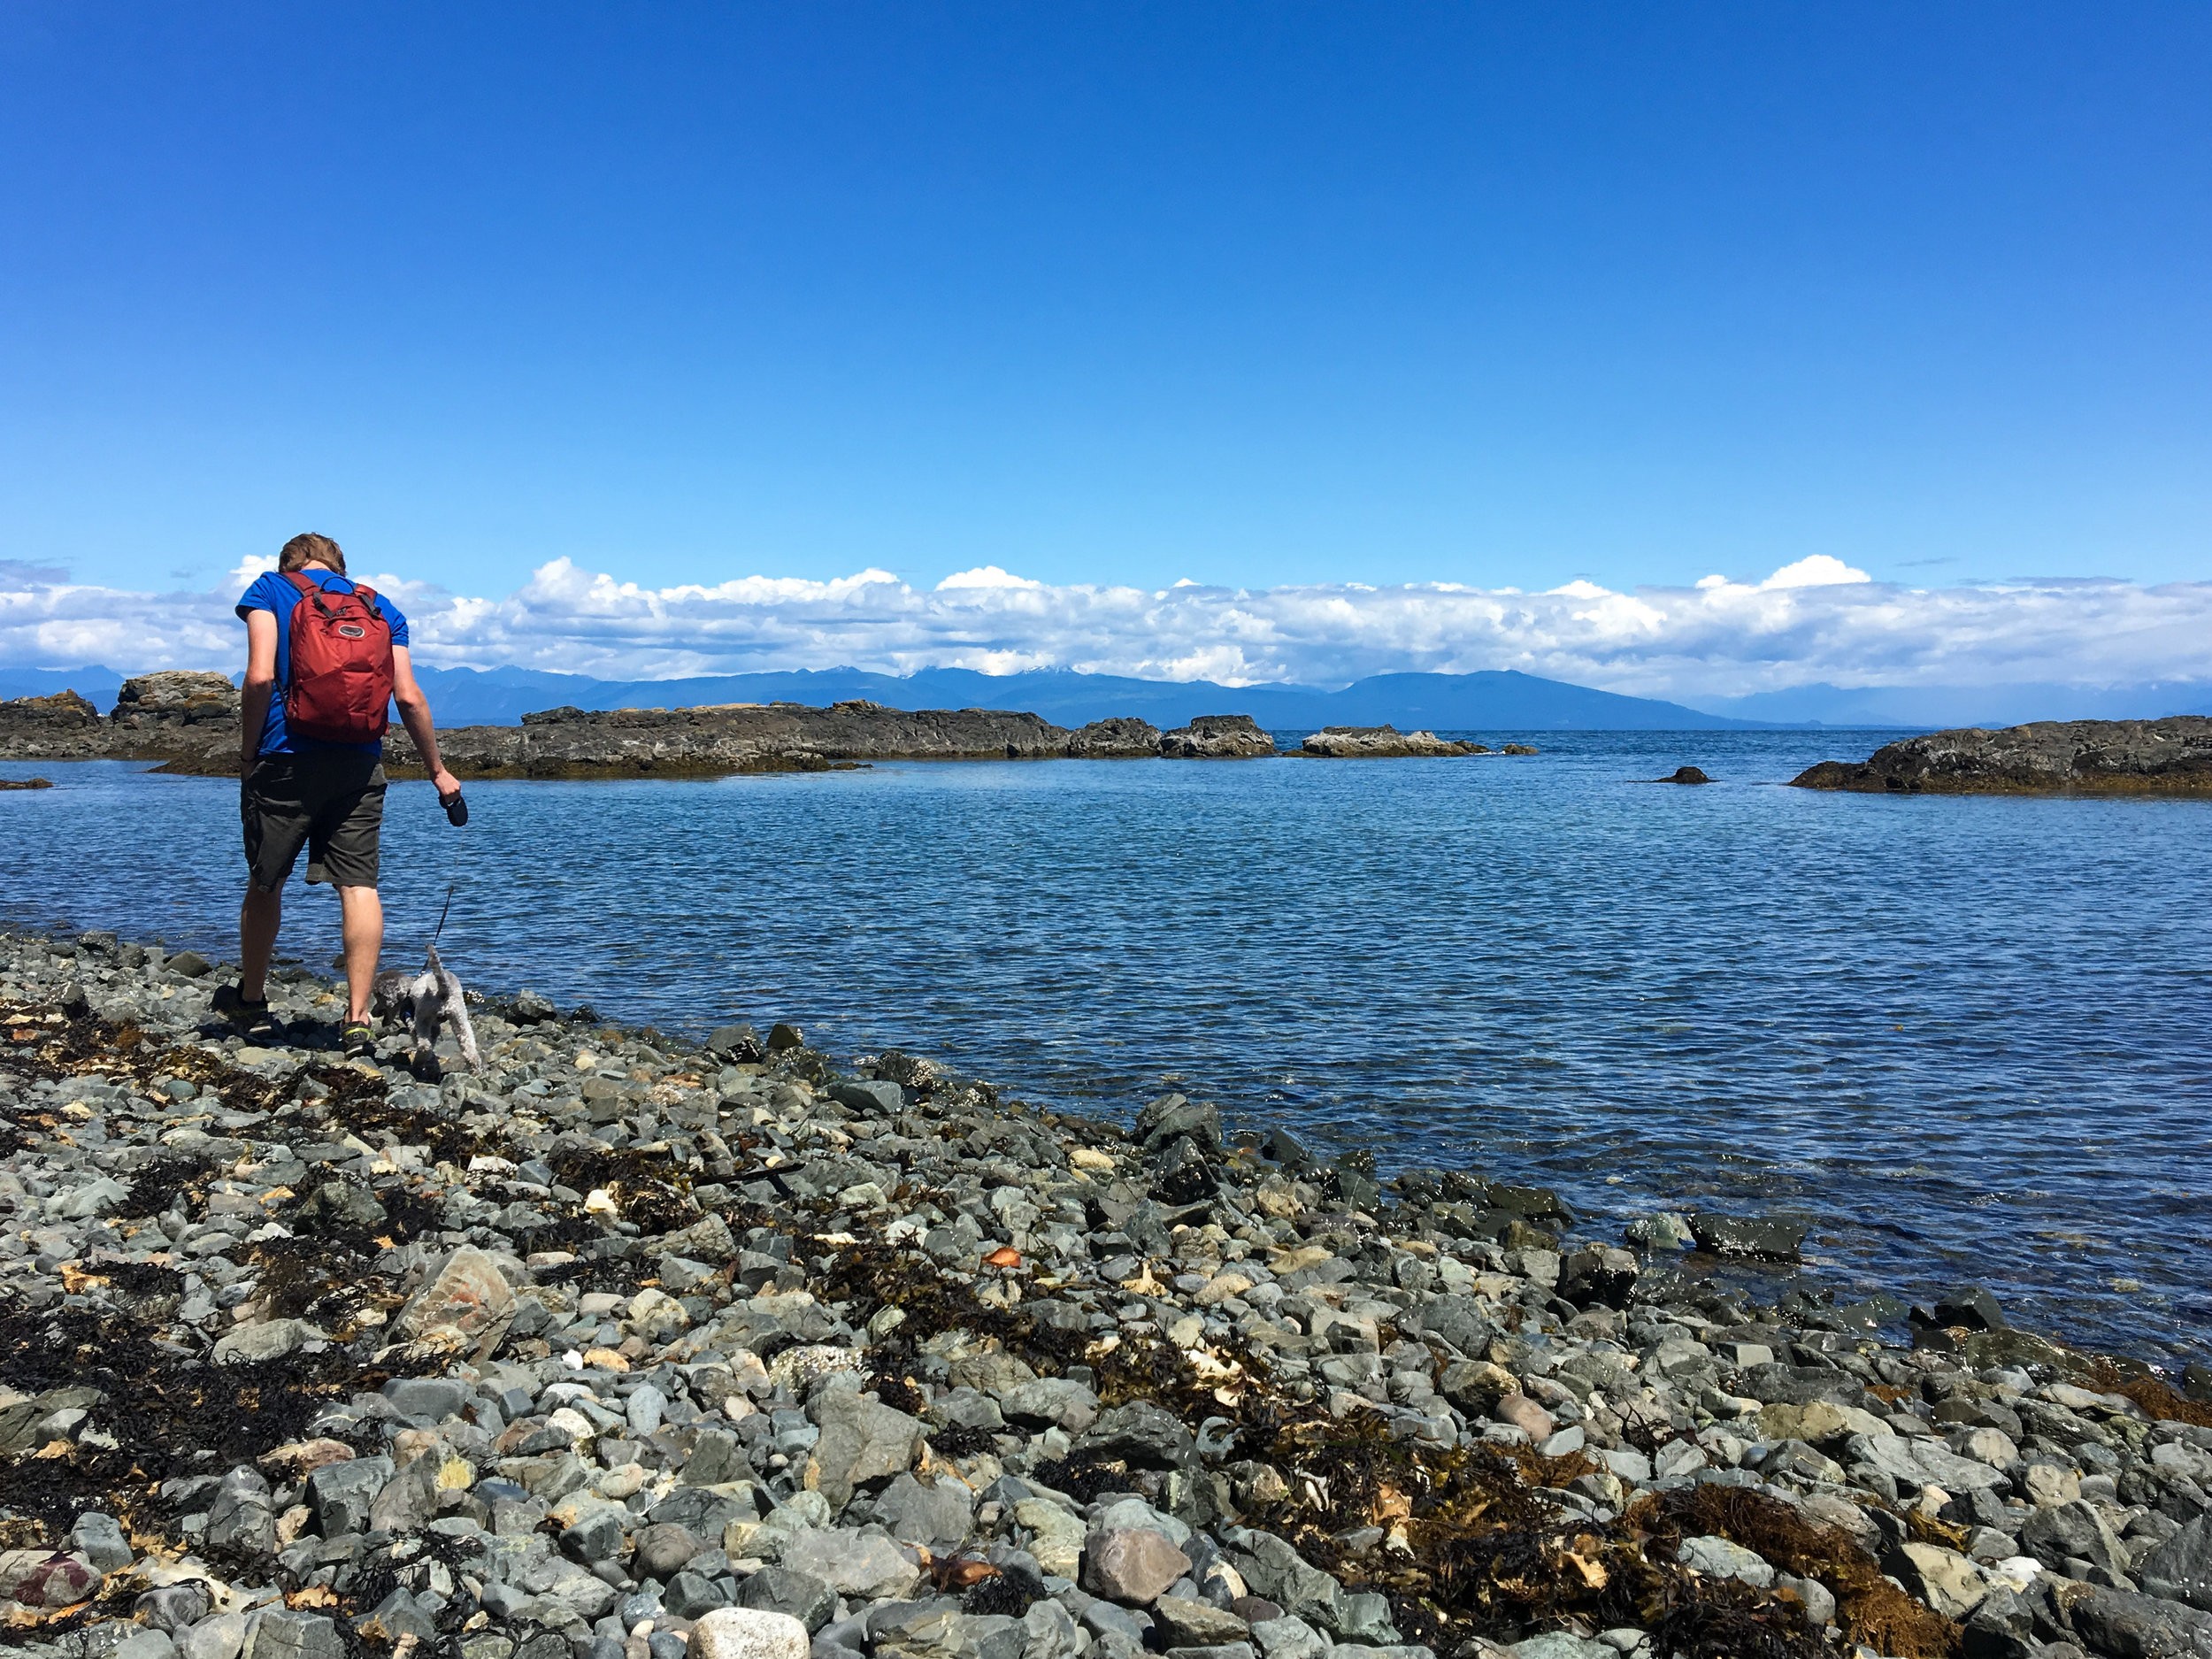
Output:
(242, 749), (387, 891)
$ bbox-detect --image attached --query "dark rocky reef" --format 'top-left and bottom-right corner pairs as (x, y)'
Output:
(1065, 715), (1169, 758)
(0, 680), (1285, 777)
(395, 703), (1280, 779)
(1792, 717), (2212, 797)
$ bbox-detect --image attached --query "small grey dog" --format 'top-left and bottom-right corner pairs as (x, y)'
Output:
(372, 941), (482, 1073)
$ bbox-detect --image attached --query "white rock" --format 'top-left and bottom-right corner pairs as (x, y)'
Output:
(687, 1608), (810, 1659)
(546, 1407), (597, 1442)
(1990, 1557), (2045, 1592)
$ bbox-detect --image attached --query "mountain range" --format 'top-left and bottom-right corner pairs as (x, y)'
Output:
(1691, 680), (2212, 728)
(0, 664), (1758, 730)
(4, 662), (2207, 732)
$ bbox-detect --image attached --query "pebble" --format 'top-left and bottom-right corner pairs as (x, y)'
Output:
(4, 923), (2211, 1659)
(687, 1609), (810, 1659)
(1081, 1526), (1194, 1604)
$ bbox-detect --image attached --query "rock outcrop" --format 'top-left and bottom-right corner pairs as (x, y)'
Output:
(109, 670), (242, 737)
(1064, 717), (1164, 758)
(1298, 725), (1490, 758)
(1793, 717), (2212, 796)
(1, 674), (246, 764)
(1157, 714), (1275, 758)
(0, 689), (106, 759)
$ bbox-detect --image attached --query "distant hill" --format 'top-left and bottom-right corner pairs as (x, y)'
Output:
(0, 665), (125, 703)
(399, 664), (1760, 731)
(6, 659), (1752, 728)
(19, 659), (2205, 731)
(1691, 680), (2212, 728)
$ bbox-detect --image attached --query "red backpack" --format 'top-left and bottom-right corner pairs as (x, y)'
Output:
(283, 571), (396, 744)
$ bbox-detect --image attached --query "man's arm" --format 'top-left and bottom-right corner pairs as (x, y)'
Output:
(241, 609), (279, 770)
(390, 646), (462, 803)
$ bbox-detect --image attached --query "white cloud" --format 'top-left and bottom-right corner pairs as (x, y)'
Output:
(2, 556), (2208, 702)
(936, 565), (1045, 591)
(1759, 554), (1871, 589)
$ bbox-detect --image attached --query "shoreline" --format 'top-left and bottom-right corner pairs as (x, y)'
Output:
(5, 929), (2212, 1659)
(0, 678), (1548, 780)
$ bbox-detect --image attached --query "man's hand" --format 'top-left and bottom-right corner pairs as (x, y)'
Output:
(433, 769), (462, 804)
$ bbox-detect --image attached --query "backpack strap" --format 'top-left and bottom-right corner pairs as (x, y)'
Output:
(283, 568), (373, 618)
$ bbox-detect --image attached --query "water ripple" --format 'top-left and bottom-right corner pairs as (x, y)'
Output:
(4, 730), (2208, 1358)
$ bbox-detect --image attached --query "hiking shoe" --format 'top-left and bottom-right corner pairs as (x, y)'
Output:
(212, 982), (279, 1037)
(342, 1021), (376, 1059)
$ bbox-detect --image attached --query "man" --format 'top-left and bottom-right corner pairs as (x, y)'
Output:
(216, 532), (462, 1056)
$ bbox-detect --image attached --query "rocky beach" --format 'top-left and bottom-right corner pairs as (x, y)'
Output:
(5, 928), (2212, 1659)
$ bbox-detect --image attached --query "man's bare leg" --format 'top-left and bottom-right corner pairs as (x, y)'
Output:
(240, 885), (281, 1003)
(337, 885), (384, 1024)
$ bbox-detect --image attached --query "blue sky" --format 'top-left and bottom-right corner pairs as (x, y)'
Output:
(4, 2), (2208, 607)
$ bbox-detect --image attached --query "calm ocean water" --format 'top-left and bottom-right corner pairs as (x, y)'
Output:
(4, 732), (2208, 1362)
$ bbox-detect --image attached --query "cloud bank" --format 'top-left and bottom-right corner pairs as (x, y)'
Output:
(4, 553), (2208, 702)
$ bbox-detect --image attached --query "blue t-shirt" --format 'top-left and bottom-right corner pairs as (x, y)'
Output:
(235, 570), (410, 757)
